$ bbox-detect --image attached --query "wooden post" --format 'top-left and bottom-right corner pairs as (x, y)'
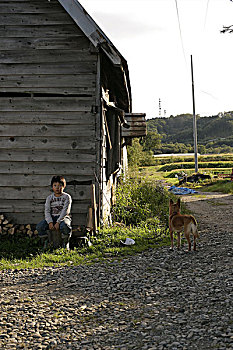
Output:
(191, 55), (198, 173)
(91, 184), (97, 234)
(48, 230), (62, 249)
(86, 206), (93, 232)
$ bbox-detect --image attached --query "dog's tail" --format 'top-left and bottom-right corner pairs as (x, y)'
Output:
(191, 217), (199, 238)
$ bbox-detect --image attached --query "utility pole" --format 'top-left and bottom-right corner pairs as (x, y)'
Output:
(159, 98), (161, 117)
(191, 55), (198, 173)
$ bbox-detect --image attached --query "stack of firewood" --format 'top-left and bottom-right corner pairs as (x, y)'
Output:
(0, 214), (38, 237)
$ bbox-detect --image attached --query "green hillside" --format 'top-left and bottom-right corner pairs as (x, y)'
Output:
(147, 112), (233, 154)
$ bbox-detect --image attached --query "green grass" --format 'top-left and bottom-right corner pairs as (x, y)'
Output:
(0, 226), (171, 270)
(201, 179), (233, 194)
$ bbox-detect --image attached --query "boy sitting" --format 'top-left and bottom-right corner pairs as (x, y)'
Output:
(36, 175), (72, 248)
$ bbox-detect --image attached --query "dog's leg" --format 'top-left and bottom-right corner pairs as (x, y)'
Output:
(184, 226), (191, 251)
(193, 235), (197, 251)
(185, 234), (191, 251)
(191, 223), (198, 251)
(169, 229), (174, 250)
(177, 232), (181, 249)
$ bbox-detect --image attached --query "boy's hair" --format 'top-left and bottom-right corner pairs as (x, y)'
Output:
(51, 175), (66, 188)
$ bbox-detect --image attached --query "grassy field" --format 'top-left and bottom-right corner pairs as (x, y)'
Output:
(140, 153), (233, 193)
(153, 153), (233, 165)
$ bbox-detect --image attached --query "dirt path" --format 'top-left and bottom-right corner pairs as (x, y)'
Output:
(182, 191), (232, 237)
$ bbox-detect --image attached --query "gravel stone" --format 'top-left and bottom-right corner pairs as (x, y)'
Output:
(0, 191), (232, 349)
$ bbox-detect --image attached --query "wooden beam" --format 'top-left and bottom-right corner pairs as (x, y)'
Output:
(0, 24), (84, 37)
(0, 62), (97, 75)
(0, 136), (96, 150)
(0, 149), (96, 162)
(0, 161), (95, 175)
(0, 37), (90, 50)
(0, 13), (74, 25)
(0, 112), (95, 125)
(0, 97), (95, 111)
(0, 50), (97, 64)
(0, 123), (95, 137)
(0, 74), (96, 88)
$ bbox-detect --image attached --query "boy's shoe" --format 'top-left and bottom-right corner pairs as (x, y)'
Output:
(63, 241), (70, 251)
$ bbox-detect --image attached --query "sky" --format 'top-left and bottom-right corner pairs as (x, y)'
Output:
(79, 0), (233, 119)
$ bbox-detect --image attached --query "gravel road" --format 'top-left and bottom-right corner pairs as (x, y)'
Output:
(0, 191), (232, 350)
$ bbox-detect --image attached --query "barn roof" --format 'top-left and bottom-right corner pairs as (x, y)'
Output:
(58, 0), (132, 111)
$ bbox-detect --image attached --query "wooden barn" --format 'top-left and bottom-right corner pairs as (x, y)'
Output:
(0, 0), (146, 230)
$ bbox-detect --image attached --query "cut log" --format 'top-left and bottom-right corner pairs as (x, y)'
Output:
(48, 229), (62, 249)
(27, 230), (33, 237)
(8, 228), (15, 235)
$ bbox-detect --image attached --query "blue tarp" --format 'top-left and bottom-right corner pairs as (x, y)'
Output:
(168, 185), (198, 195)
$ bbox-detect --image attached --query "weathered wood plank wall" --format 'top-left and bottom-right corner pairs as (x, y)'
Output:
(0, 0), (98, 225)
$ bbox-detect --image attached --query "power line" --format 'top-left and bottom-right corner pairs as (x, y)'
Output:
(174, 0), (187, 66)
(204, 0), (210, 30)
(199, 89), (218, 101)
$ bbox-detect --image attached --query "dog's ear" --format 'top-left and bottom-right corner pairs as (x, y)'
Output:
(170, 199), (173, 205)
(177, 198), (181, 207)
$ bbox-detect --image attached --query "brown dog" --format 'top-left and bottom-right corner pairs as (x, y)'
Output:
(169, 198), (199, 251)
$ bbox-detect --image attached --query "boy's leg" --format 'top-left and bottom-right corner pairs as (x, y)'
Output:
(36, 220), (49, 249)
(36, 220), (49, 238)
(59, 218), (72, 249)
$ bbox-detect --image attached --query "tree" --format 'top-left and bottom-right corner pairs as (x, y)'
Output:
(140, 131), (161, 153)
(221, 0), (233, 33)
(221, 25), (233, 33)
(127, 139), (154, 167)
